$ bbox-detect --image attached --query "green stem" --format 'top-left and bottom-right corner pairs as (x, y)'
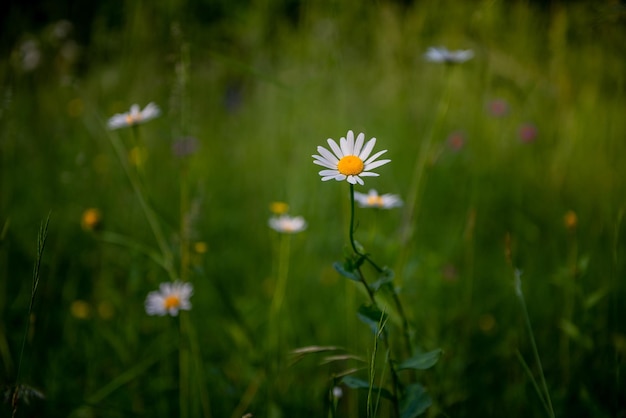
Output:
(107, 129), (176, 280)
(515, 270), (555, 418)
(270, 233), (291, 318)
(348, 185), (400, 418)
(349, 185), (413, 356)
(179, 163), (190, 282)
(179, 314), (190, 418)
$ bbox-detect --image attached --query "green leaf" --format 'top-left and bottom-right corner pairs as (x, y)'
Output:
(397, 349), (442, 371)
(333, 261), (360, 282)
(559, 319), (593, 349)
(370, 268), (395, 292)
(357, 304), (388, 335)
(583, 287), (608, 310)
(340, 375), (394, 400)
(400, 383), (432, 418)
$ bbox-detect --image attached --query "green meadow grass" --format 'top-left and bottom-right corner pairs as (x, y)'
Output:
(1, 1), (626, 417)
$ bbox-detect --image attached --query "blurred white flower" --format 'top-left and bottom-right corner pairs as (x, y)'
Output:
(145, 281), (193, 316)
(424, 47), (474, 64)
(269, 214), (307, 234)
(18, 40), (41, 72)
(107, 102), (161, 130)
(313, 130), (390, 185)
(354, 189), (402, 209)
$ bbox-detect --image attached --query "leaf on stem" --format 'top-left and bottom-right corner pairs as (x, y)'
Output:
(340, 375), (394, 400)
(369, 267), (395, 293)
(399, 383), (431, 418)
(333, 260), (361, 282)
(396, 349), (442, 371)
(357, 304), (388, 335)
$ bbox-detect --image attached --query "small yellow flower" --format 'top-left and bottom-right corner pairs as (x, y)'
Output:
(70, 300), (91, 319)
(128, 146), (146, 167)
(97, 301), (115, 319)
(270, 201), (289, 215)
(194, 241), (208, 254)
(564, 210), (578, 230)
(67, 98), (83, 117)
(81, 208), (102, 231)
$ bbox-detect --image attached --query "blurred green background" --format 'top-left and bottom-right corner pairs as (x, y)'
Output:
(1, 0), (626, 417)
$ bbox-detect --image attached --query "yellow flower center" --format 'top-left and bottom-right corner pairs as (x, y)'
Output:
(163, 295), (181, 310)
(125, 114), (141, 125)
(367, 195), (384, 207)
(337, 155), (364, 176)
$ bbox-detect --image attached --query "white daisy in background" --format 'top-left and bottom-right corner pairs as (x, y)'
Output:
(269, 214), (307, 234)
(107, 102), (161, 130)
(354, 189), (403, 209)
(145, 281), (193, 316)
(313, 130), (391, 185)
(424, 47), (474, 64)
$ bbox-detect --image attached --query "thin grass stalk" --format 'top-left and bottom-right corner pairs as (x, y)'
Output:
(267, 231), (292, 386)
(270, 232), (291, 319)
(560, 215), (578, 385)
(179, 314), (191, 418)
(12, 214), (49, 418)
(397, 67), (452, 278)
(106, 129), (176, 280)
(179, 164), (191, 283)
(514, 270), (555, 418)
(366, 318), (380, 418)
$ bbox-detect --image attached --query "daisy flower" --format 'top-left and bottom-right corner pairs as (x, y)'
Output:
(107, 102), (161, 130)
(354, 189), (403, 209)
(269, 214), (307, 234)
(145, 281), (193, 316)
(313, 130), (391, 185)
(424, 47), (474, 64)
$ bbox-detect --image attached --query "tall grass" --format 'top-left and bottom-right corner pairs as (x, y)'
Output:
(1, 0), (626, 417)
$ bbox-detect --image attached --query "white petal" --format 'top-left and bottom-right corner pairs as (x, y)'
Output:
(340, 136), (350, 156)
(364, 149), (388, 164)
(364, 159), (391, 170)
(327, 138), (343, 158)
(353, 132), (365, 156)
(359, 172), (379, 177)
(180, 282), (193, 298)
(316, 146), (339, 164)
(359, 138), (377, 161)
(347, 176), (358, 185)
(313, 159), (338, 169)
(345, 130), (355, 154)
(319, 169), (340, 176)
